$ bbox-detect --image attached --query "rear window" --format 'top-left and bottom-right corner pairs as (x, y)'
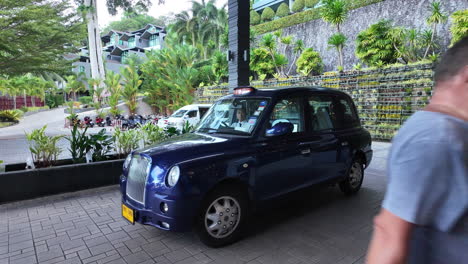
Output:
(332, 97), (360, 129)
(308, 96), (334, 131)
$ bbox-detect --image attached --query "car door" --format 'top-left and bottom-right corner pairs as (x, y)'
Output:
(300, 94), (342, 184)
(255, 96), (312, 200)
(329, 95), (362, 176)
(185, 110), (198, 127)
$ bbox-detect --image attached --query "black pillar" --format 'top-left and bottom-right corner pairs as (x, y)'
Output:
(228, 0), (250, 92)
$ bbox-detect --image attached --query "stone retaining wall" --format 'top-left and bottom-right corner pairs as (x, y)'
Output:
(195, 63), (434, 141)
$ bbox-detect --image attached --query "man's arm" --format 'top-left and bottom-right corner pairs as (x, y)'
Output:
(366, 209), (413, 264)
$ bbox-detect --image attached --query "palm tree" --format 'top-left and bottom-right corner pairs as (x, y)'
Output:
(170, 0), (227, 59)
(0, 78), (19, 109)
(104, 70), (122, 116)
(320, 0), (348, 69)
(212, 51), (228, 83)
(141, 45), (199, 114)
(387, 26), (406, 61)
(64, 75), (85, 102)
(287, 39), (305, 76)
(87, 78), (101, 93)
(424, 1), (447, 58)
(121, 60), (142, 115)
(328, 33), (347, 70)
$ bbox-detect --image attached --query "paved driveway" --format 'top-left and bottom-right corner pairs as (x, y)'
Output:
(0, 143), (390, 264)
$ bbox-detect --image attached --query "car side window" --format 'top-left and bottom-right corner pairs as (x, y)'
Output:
(187, 110), (197, 118)
(268, 97), (304, 133)
(331, 98), (360, 129)
(199, 107), (209, 118)
(308, 96), (334, 131)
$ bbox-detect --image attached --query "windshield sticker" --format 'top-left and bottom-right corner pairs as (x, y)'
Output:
(248, 117), (257, 124)
(259, 101), (267, 106)
(253, 111), (260, 116)
(257, 106), (265, 111)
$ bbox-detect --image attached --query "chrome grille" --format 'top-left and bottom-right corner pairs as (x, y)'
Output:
(126, 154), (151, 205)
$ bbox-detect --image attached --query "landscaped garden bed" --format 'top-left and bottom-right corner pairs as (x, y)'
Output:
(0, 157), (124, 203)
(0, 121), (193, 203)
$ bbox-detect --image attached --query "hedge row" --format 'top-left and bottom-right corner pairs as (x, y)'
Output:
(252, 0), (385, 34)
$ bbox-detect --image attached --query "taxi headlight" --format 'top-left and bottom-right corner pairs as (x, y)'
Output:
(166, 165), (180, 187)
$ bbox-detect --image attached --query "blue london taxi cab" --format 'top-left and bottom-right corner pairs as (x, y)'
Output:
(120, 86), (373, 247)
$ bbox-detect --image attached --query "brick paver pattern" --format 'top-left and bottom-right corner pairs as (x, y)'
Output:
(0, 143), (390, 264)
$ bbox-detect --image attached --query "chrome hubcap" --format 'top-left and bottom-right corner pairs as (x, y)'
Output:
(205, 196), (241, 238)
(349, 162), (363, 188)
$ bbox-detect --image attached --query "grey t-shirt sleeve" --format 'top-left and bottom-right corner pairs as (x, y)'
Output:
(382, 141), (467, 232)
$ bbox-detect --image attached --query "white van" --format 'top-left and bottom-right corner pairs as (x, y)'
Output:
(158, 104), (211, 130)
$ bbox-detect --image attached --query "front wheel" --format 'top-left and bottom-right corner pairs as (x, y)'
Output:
(195, 186), (249, 247)
(339, 159), (364, 195)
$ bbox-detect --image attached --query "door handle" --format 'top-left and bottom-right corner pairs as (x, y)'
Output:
(301, 149), (311, 155)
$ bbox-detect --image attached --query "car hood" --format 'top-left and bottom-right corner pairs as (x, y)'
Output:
(138, 133), (249, 166)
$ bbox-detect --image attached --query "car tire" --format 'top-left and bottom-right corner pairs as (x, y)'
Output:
(339, 158), (364, 195)
(195, 185), (250, 247)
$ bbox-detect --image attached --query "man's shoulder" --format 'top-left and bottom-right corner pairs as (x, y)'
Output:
(393, 111), (466, 146)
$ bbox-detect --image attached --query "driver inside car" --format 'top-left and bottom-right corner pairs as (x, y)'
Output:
(231, 108), (251, 132)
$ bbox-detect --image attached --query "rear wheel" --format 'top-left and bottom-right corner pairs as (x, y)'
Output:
(196, 185), (249, 247)
(339, 159), (364, 195)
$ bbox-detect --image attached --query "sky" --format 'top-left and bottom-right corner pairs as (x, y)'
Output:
(96, 0), (228, 28)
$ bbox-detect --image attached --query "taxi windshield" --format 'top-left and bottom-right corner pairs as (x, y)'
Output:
(196, 98), (269, 135)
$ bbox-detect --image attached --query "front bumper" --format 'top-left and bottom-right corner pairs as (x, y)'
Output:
(121, 193), (200, 232)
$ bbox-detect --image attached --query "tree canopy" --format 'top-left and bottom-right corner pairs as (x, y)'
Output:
(102, 11), (169, 33)
(0, 0), (86, 76)
(104, 0), (165, 16)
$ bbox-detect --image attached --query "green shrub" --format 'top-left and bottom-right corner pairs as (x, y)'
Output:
(356, 20), (398, 66)
(140, 122), (166, 147)
(25, 125), (63, 167)
(305, 0), (319, 8)
(292, 0), (305, 13)
(46, 94), (64, 108)
(450, 9), (468, 46)
(296, 48), (323, 76)
(276, 3), (290, 18)
(78, 96), (93, 105)
(253, 0), (384, 34)
(261, 7), (275, 22)
(250, 48), (276, 78)
(114, 128), (142, 156)
(254, 8), (321, 34)
(66, 125), (113, 163)
(0, 109), (23, 122)
(250, 10), (261, 25)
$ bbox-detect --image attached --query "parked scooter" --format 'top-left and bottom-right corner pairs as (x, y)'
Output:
(95, 117), (105, 127)
(105, 116), (112, 126)
(83, 116), (94, 128)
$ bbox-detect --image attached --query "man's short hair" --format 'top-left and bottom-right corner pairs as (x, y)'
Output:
(434, 36), (468, 83)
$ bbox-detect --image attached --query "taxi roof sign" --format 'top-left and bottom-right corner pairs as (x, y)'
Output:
(233, 86), (256, 95)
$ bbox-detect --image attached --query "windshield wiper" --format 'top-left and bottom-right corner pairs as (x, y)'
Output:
(197, 128), (218, 133)
(212, 129), (250, 136)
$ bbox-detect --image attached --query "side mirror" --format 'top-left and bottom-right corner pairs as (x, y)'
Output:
(266, 122), (294, 137)
(183, 115), (189, 119)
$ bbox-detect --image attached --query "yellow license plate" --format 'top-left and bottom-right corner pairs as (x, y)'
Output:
(122, 204), (134, 224)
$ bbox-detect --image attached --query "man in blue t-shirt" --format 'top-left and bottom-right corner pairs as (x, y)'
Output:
(366, 37), (468, 263)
